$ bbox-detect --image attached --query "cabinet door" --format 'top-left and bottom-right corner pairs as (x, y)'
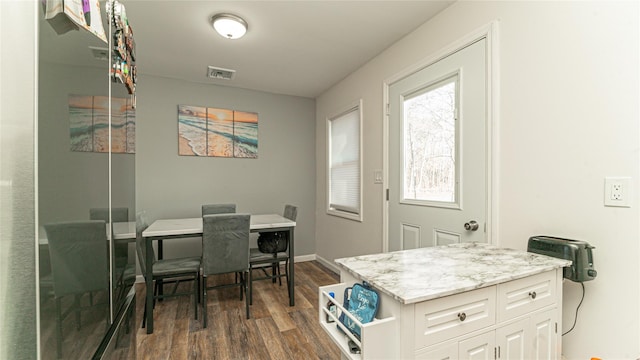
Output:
(530, 309), (558, 360)
(459, 331), (495, 360)
(416, 342), (458, 360)
(496, 318), (529, 359)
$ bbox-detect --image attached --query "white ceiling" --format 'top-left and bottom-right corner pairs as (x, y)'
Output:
(40, 1), (454, 98)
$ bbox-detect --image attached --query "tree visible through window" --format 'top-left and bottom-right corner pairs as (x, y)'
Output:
(403, 76), (458, 203)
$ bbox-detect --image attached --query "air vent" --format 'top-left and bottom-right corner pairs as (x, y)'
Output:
(207, 66), (236, 80)
(89, 46), (109, 61)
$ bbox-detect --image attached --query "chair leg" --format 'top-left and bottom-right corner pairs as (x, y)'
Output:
(239, 272), (244, 301)
(193, 272), (198, 320)
(74, 294), (82, 330)
(55, 297), (63, 359)
(277, 262), (282, 286)
(249, 266), (254, 305)
(202, 276), (208, 328)
(271, 263), (277, 283)
(284, 259), (290, 301)
(245, 271), (250, 319)
(141, 301), (147, 328)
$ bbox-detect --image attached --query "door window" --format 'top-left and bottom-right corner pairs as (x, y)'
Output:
(402, 74), (459, 207)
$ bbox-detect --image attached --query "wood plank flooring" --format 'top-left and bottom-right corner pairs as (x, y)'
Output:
(135, 261), (341, 360)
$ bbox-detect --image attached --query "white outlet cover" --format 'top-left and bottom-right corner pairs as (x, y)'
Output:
(604, 177), (632, 207)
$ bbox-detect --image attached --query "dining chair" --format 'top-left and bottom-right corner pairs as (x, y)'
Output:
(44, 220), (110, 359)
(201, 203), (236, 215)
(89, 207), (129, 222)
(249, 204), (297, 305)
(201, 213), (251, 327)
(135, 211), (201, 328)
(90, 207), (131, 302)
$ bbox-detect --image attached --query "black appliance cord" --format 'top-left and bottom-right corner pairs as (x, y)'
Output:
(562, 282), (585, 336)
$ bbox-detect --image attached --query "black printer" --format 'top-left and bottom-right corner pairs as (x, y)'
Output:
(527, 236), (597, 282)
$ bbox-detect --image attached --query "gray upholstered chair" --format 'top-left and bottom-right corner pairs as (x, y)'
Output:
(89, 207), (130, 266)
(201, 213), (251, 327)
(90, 207), (131, 301)
(249, 204), (297, 305)
(135, 211), (201, 328)
(44, 221), (110, 358)
(201, 203), (236, 215)
(89, 207), (129, 222)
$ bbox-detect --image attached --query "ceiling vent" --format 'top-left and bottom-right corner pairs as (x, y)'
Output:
(89, 46), (109, 61)
(207, 66), (236, 80)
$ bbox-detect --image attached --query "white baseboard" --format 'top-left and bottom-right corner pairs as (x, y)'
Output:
(314, 254), (340, 274)
(293, 254), (316, 263)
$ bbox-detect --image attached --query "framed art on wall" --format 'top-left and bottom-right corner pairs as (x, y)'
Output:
(178, 105), (258, 158)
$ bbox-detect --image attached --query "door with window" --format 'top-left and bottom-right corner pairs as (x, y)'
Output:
(388, 38), (487, 251)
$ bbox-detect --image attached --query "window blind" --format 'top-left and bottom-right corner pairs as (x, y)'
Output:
(329, 107), (360, 214)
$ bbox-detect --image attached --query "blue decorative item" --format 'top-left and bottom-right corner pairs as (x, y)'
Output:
(338, 282), (380, 340)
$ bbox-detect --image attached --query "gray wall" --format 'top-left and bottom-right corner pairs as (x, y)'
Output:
(0, 1), (37, 358)
(38, 63), (136, 225)
(136, 75), (316, 257)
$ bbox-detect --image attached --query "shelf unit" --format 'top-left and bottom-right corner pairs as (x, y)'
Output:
(319, 283), (397, 360)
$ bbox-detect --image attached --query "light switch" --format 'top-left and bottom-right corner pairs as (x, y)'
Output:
(604, 177), (631, 207)
(374, 170), (383, 184)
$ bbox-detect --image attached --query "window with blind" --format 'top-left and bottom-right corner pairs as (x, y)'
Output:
(327, 101), (362, 221)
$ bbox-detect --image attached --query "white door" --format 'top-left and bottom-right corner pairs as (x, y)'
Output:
(388, 38), (487, 251)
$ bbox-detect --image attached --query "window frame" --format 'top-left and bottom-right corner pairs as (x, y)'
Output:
(326, 99), (363, 222)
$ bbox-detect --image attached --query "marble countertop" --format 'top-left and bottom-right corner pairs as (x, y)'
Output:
(334, 242), (571, 305)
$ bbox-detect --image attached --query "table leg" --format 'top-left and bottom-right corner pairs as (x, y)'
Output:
(157, 239), (163, 299)
(145, 237), (154, 334)
(288, 227), (295, 306)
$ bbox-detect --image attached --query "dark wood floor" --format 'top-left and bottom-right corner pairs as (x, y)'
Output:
(135, 261), (341, 360)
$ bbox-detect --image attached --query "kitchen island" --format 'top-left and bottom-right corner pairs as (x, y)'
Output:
(319, 242), (571, 359)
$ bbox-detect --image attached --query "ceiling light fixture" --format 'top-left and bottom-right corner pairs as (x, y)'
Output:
(211, 13), (248, 40)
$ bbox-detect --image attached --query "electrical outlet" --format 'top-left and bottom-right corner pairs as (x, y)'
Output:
(604, 177), (631, 207)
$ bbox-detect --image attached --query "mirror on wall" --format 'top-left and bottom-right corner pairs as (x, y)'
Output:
(37, 2), (136, 358)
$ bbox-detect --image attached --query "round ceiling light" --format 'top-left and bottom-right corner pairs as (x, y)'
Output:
(211, 13), (248, 40)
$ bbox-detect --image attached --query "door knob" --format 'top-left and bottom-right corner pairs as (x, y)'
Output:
(464, 220), (479, 231)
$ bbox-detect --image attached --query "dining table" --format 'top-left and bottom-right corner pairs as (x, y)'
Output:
(141, 213), (296, 334)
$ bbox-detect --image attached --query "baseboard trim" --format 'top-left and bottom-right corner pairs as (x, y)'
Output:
(314, 254), (340, 274)
(293, 254), (316, 263)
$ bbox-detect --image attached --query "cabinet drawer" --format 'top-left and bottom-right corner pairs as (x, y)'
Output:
(497, 271), (556, 322)
(415, 286), (496, 349)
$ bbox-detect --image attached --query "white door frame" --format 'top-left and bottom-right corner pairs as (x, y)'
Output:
(382, 21), (500, 253)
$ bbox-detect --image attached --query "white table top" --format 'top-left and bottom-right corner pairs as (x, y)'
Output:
(142, 214), (296, 238)
(39, 221), (136, 245)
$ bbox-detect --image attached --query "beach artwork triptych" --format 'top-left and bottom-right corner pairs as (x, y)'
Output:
(69, 94), (136, 153)
(178, 105), (258, 158)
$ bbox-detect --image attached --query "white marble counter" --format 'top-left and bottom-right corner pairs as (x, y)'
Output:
(335, 242), (571, 305)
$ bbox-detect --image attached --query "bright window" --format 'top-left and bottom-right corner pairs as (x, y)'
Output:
(327, 101), (362, 221)
(402, 75), (459, 206)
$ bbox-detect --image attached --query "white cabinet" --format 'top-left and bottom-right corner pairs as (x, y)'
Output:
(322, 269), (563, 360)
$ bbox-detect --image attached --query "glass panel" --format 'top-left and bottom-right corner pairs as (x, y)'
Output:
(403, 77), (458, 203)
